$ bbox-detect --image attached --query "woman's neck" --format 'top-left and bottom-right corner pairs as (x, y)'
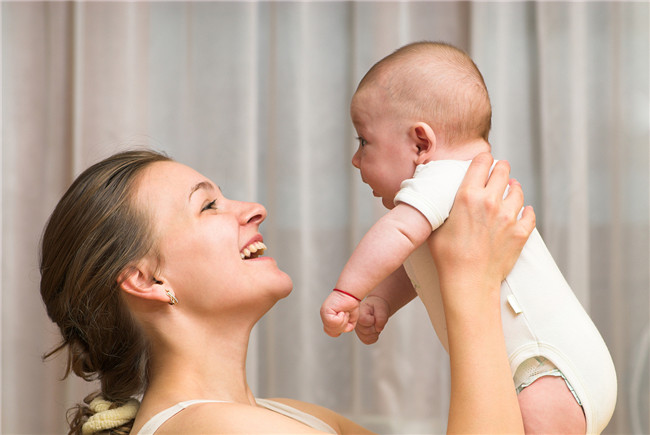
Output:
(143, 316), (257, 406)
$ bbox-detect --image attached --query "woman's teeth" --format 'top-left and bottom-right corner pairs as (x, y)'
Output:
(241, 241), (267, 259)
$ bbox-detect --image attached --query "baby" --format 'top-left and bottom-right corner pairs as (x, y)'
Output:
(320, 41), (617, 434)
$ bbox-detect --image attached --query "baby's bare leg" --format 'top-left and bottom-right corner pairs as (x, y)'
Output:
(518, 375), (586, 434)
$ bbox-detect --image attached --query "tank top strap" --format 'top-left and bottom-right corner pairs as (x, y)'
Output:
(256, 398), (337, 434)
(137, 399), (230, 435)
(137, 398), (337, 434)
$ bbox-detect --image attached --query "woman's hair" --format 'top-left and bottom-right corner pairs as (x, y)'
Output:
(39, 149), (172, 434)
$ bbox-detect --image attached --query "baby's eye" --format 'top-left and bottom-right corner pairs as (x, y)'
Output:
(202, 200), (217, 212)
(356, 137), (367, 147)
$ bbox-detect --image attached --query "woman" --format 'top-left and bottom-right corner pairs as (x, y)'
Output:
(40, 149), (533, 434)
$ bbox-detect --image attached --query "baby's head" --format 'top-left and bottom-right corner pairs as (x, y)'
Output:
(352, 41), (491, 149)
(350, 41), (492, 209)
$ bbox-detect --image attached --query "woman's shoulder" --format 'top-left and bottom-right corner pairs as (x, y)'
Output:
(266, 398), (375, 435)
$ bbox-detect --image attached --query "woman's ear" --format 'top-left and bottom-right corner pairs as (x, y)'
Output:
(411, 122), (437, 164)
(118, 264), (170, 304)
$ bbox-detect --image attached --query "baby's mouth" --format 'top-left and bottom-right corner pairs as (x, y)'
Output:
(240, 241), (267, 259)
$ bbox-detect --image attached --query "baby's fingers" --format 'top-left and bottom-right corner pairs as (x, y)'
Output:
(343, 309), (359, 333)
(355, 324), (380, 344)
(356, 306), (378, 343)
(322, 311), (349, 337)
(357, 305), (375, 327)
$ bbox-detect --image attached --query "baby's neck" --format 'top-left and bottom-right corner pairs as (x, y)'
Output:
(430, 138), (491, 161)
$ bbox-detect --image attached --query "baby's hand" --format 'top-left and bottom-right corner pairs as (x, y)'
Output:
(355, 295), (390, 344)
(320, 290), (361, 337)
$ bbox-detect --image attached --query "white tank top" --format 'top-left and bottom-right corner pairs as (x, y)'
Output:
(137, 398), (337, 434)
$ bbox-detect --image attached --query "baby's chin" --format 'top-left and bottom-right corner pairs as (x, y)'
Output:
(381, 197), (396, 210)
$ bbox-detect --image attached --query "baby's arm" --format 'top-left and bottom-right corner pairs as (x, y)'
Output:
(336, 204), (431, 299)
(356, 265), (416, 344)
(321, 203), (430, 337)
(335, 203), (431, 299)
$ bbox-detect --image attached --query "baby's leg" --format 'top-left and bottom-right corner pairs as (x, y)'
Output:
(518, 375), (586, 434)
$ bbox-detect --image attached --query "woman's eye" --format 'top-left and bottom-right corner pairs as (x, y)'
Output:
(202, 200), (217, 212)
(356, 137), (367, 147)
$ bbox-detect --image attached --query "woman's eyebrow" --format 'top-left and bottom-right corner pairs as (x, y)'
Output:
(188, 181), (217, 201)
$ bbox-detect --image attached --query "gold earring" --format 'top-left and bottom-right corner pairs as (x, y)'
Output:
(164, 289), (178, 306)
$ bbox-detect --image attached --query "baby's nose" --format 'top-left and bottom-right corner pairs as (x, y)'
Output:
(351, 150), (361, 169)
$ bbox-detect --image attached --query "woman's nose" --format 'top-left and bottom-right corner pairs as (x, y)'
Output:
(239, 201), (266, 226)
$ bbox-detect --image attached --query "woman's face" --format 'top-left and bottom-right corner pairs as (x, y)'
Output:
(136, 161), (293, 318)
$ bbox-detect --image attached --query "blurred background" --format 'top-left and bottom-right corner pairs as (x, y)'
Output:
(2, 1), (648, 434)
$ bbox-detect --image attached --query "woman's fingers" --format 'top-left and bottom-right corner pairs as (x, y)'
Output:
(519, 205), (536, 235)
(503, 178), (525, 216)
(460, 152), (494, 189)
(504, 179), (536, 238)
(430, 152), (537, 288)
(458, 154), (512, 217)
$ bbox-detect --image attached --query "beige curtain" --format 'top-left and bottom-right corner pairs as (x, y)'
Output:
(2, 2), (648, 434)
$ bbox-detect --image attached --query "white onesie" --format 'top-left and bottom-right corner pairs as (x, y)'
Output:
(394, 160), (617, 435)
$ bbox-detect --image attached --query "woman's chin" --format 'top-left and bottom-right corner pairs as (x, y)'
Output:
(262, 271), (293, 301)
(277, 275), (293, 299)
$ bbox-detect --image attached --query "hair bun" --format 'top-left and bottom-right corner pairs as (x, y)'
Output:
(81, 396), (140, 434)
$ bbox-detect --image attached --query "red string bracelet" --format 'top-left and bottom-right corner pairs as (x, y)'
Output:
(333, 288), (362, 302)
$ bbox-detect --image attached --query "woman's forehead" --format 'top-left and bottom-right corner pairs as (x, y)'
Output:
(137, 161), (215, 200)
(148, 160), (202, 184)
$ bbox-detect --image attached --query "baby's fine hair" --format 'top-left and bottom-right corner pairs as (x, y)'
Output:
(40, 149), (172, 434)
(357, 41), (492, 145)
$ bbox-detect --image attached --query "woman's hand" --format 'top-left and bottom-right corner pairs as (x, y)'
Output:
(429, 152), (535, 314)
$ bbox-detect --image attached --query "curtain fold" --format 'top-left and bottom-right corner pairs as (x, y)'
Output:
(2, 2), (647, 434)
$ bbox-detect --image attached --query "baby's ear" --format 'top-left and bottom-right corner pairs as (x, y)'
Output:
(410, 122), (436, 164)
(118, 262), (169, 304)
